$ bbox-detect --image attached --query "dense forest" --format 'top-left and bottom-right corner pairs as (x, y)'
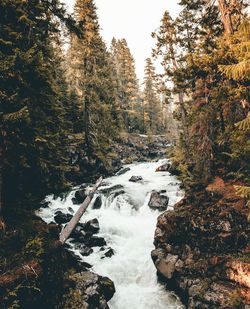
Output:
(0, 0), (249, 308)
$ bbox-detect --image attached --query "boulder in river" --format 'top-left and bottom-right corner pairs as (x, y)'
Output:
(156, 162), (171, 172)
(129, 176), (143, 182)
(72, 188), (87, 204)
(86, 236), (107, 247)
(148, 191), (169, 211)
(84, 218), (100, 235)
(156, 162), (180, 175)
(101, 248), (115, 259)
(74, 243), (94, 256)
(116, 167), (130, 176)
(100, 184), (124, 195)
(71, 225), (86, 240)
(113, 190), (126, 198)
(93, 195), (102, 209)
(54, 211), (73, 224)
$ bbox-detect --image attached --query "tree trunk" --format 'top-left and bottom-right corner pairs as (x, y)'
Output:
(217, 0), (234, 34)
(59, 177), (103, 244)
(170, 47), (190, 155)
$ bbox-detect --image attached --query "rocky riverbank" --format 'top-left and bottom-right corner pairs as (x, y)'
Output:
(0, 134), (172, 309)
(0, 216), (114, 309)
(67, 133), (171, 183)
(152, 177), (250, 309)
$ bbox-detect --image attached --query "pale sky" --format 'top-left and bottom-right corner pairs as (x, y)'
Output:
(65, 0), (181, 81)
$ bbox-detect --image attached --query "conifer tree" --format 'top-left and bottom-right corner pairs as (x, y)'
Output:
(67, 0), (119, 165)
(0, 0), (75, 217)
(111, 38), (141, 132)
(143, 58), (161, 134)
(152, 11), (190, 153)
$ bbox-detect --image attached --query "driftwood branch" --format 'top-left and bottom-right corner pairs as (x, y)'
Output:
(59, 177), (103, 244)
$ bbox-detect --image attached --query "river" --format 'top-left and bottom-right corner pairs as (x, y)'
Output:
(38, 159), (184, 309)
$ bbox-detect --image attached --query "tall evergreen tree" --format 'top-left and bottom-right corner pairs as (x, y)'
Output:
(110, 38), (141, 132)
(143, 58), (161, 134)
(0, 0), (76, 217)
(152, 11), (190, 154)
(67, 0), (119, 166)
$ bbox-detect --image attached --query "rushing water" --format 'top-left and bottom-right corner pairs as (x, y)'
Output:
(38, 159), (184, 309)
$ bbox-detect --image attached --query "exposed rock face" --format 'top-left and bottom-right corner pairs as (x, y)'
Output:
(63, 271), (115, 309)
(129, 176), (143, 182)
(152, 178), (250, 308)
(148, 191), (169, 211)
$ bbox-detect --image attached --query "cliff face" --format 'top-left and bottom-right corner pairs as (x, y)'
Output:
(152, 177), (250, 309)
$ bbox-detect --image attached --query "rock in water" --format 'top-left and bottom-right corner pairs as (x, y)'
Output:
(93, 195), (102, 209)
(100, 184), (124, 195)
(86, 236), (107, 247)
(84, 218), (100, 234)
(116, 167), (130, 176)
(129, 176), (143, 182)
(148, 191), (169, 211)
(156, 163), (171, 172)
(156, 162), (180, 175)
(72, 188), (87, 204)
(54, 211), (73, 224)
(102, 248), (115, 259)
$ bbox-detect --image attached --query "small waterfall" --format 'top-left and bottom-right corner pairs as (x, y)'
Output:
(38, 159), (184, 309)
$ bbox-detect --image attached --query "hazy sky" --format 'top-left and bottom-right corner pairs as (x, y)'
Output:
(65, 0), (181, 81)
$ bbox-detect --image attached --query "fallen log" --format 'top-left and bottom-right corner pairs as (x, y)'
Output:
(59, 177), (103, 244)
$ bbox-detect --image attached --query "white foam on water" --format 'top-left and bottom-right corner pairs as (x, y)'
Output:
(37, 159), (185, 309)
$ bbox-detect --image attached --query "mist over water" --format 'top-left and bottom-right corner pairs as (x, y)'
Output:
(38, 159), (184, 309)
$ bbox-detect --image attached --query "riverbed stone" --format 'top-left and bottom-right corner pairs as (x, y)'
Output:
(99, 184), (124, 195)
(92, 195), (102, 209)
(156, 163), (171, 172)
(129, 176), (143, 182)
(54, 211), (73, 224)
(116, 167), (130, 176)
(84, 218), (100, 234)
(72, 189), (87, 204)
(102, 248), (115, 259)
(85, 236), (106, 247)
(148, 191), (169, 211)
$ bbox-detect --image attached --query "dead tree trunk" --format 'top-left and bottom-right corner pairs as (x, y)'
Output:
(59, 177), (103, 244)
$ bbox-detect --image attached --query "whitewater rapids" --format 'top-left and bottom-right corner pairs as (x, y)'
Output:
(38, 159), (184, 309)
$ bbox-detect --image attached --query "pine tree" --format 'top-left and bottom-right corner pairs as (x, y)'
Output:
(161, 0), (249, 191)
(0, 0), (76, 217)
(110, 38), (141, 132)
(143, 58), (161, 134)
(67, 0), (119, 166)
(152, 11), (190, 153)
